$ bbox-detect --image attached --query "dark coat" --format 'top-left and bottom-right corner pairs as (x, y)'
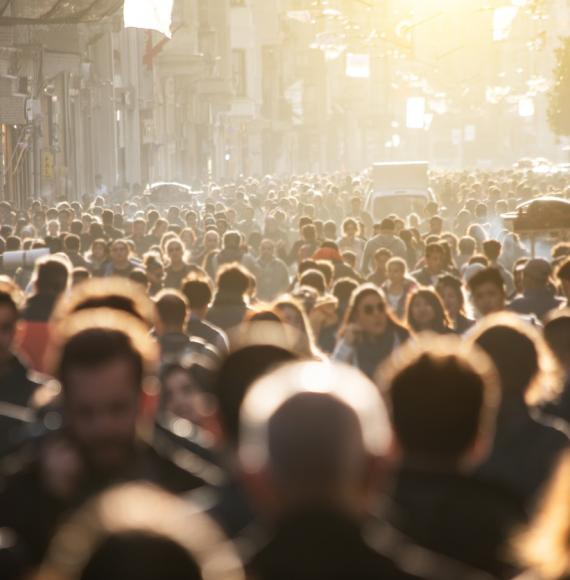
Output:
(206, 291), (250, 331)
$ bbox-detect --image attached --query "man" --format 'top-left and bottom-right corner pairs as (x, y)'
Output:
(182, 276), (229, 355)
(380, 337), (525, 578)
(128, 217), (150, 256)
(240, 361), (485, 580)
(101, 209), (123, 241)
(0, 311), (205, 566)
(207, 264), (252, 332)
(467, 267), (507, 319)
(508, 258), (564, 320)
(0, 285), (40, 455)
(361, 218), (407, 274)
(482, 240), (514, 296)
(164, 238), (192, 290)
(154, 289), (218, 363)
(63, 234), (89, 270)
(412, 243), (446, 287)
(255, 239), (290, 302)
(18, 256), (70, 372)
(104, 239), (136, 278)
(367, 248), (393, 287)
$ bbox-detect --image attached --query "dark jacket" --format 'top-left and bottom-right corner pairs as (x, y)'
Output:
(187, 315), (229, 354)
(0, 438), (205, 565)
(508, 288), (564, 320)
(206, 291), (250, 331)
(385, 467), (527, 578)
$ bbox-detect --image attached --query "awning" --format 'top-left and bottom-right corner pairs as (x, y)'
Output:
(0, 0), (123, 25)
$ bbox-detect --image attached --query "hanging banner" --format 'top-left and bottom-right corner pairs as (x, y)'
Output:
(124, 0), (175, 38)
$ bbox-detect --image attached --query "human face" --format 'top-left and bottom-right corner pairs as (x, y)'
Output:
(0, 305), (17, 360)
(92, 243), (106, 262)
(387, 263), (405, 285)
(64, 358), (140, 474)
(426, 251), (444, 274)
(164, 369), (202, 423)
(356, 294), (388, 336)
(167, 243), (184, 265)
(260, 241), (274, 261)
(439, 285), (461, 319)
(204, 232), (219, 252)
(411, 296), (436, 330)
(111, 242), (129, 266)
(147, 265), (164, 286)
(472, 282), (505, 317)
(344, 223), (357, 238)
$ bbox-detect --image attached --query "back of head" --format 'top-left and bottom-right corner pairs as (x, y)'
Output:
(182, 277), (213, 311)
(239, 361), (391, 504)
(216, 264), (250, 297)
(380, 337), (499, 466)
(543, 310), (570, 372)
(483, 240), (501, 261)
(155, 290), (188, 330)
(35, 257), (69, 295)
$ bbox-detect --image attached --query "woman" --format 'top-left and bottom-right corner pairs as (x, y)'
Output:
(144, 253), (165, 296)
(274, 296), (324, 359)
(406, 288), (455, 335)
(337, 218), (365, 263)
(382, 257), (416, 320)
(333, 284), (410, 379)
(164, 238), (192, 290)
(436, 274), (475, 334)
(87, 239), (109, 277)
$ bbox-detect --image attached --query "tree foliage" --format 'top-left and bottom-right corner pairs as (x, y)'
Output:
(548, 36), (570, 138)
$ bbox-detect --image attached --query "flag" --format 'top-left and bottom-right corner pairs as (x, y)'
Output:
(124, 0), (175, 38)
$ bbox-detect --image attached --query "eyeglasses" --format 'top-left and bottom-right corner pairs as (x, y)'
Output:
(362, 303), (385, 316)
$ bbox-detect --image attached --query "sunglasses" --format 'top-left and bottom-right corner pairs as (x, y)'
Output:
(363, 303), (385, 316)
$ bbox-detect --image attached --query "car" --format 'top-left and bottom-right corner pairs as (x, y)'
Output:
(502, 196), (570, 233)
(144, 182), (206, 208)
(364, 162), (436, 221)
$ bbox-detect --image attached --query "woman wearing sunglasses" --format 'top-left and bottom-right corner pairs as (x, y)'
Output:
(333, 284), (410, 378)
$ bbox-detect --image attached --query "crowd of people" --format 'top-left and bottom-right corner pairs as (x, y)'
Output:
(0, 167), (570, 579)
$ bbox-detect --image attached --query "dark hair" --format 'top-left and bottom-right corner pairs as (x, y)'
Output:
(216, 263), (250, 296)
(213, 345), (297, 446)
(223, 231), (241, 250)
(332, 278), (359, 307)
(0, 290), (18, 317)
(467, 267), (505, 295)
(58, 329), (144, 391)
(315, 260), (334, 287)
(181, 277), (212, 311)
(155, 291), (187, 329)
(406, 288), (451, 334)
(299, 269), (326, 296)
(341, 285), (402, 335)
(425, 242), (444, 257)
(301, 224), (317, 243)
(36, 258), (69, 295)
(65, 233), (81, 252)
(298, 259), (318, 276)
(557, 258), (570, 282)
(436, 275), (465, 312)
(483, 240), (502, 261)
(459, 236), (476, 255)
(386, 351), (489, 460)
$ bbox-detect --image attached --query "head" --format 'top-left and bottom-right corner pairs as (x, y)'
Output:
(380, 337), (499, 470)
(0, 286), (19, 361)
(259, 239), (275, 262)
(386, 257), (407, 286)
(239, 361), (392, 515)
(144, 255), (164, 288)
(544, 310), (570, 374)
(155, 290), (188, 334)
(34, 256), (70, 296)
(181, 276), (212, 317)
(166, 238), (185, 267)
(204, 231), (220, 253)
(523, 259), (552, 291)
(342, 218), (359, 238)
(468, 267), (506, 318)
(425, 243), (445, 275)
(436, 275), (465, 319)
(458, 236), (476, 257)
(557, 258), (570, 299)
(483, 240), (502, 263)
(49, 312), (157, 475)
(110, 240), (130, 268)
(343, 285), (392, 337)
(406, 289), (449, 333)
(216, 264), (250, 298)
(373, 248), (392, 272)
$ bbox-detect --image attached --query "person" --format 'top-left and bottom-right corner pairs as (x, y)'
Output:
(406, 288), (455, 335)
(382, 257), (416, 320)
(86, 239), (109, 277)
(379, 336), (525, 577)
(63, 234), (89, 270)
(35, 483), (244, 580)
(557, 258), (570, 307)
(457, 236), (476, 271)
(367, 248), (393, 287)
(255, 239), (290, 302)
(181, 276), (229, 355)
(207, 263), (252, 332)
(337, 217), (365, 263)
(508, 259), (564, 321)
(468, 267), (509, 319)
(128, 217), (151, 256)
(361, 218), (407, 274)
(274, 297), (323, 359)
(17, 256), (70, 373)
(0, 309), (205, 566)
(164, 238), (192, 290)
(154, 290), (218, 364)
(240, 360), (483, 580)
(436, 274), (475, 333)
(514, 451), (570, 580)
(412, 243), (447, 287)
(104, 239), (136, 278)
(101, 209), (123, 241)
(470, 313), (569, 510)
(482, 240), (515, 297)
(0, 283), (40, 455)
(144, 253), (165, 296)
(333, 285), (410, 379)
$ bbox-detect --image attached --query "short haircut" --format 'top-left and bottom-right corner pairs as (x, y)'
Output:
(458, 236), (476, 255)
(64, 233), (81, 252)
(155, 290), (188, 328)
(381, 338), (499, 461)
(425, 242), (444, 257)
(467, 267), (505, 294)
(216, 263), (250, 296)
(483, 240), (502, 261)
(374, 247), (393, 261)
(557, 258), (570, 282)
(223, 231), (241, 249)
(299, 269), (326, 296)
(181, 277), (212, 311)
(315, 260), (334, 287)
(35, 257), (69, 295)
(332, 278), (358, 305)
(298, 259), (318, 276)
